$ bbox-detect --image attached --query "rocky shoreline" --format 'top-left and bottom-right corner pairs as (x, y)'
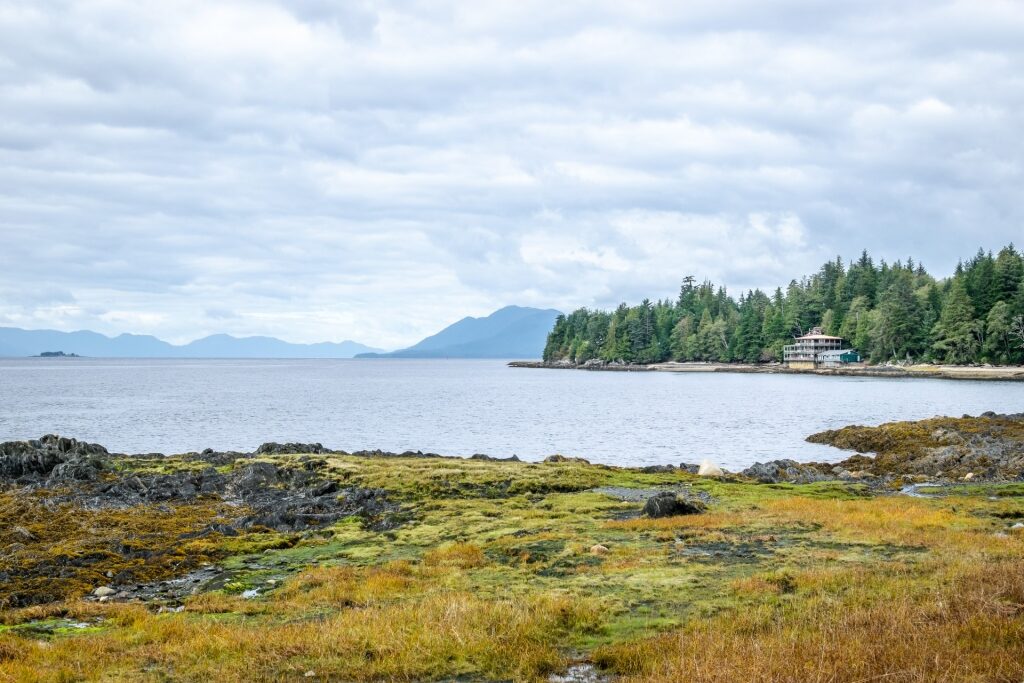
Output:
(3, 415), (1024, 681)
(510, 359), (1024, 381)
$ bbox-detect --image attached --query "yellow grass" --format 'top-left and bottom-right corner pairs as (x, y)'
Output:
(595, 559), (1024, 682)
(0, 561), (602, 682)
(4, 447), (1024, 682)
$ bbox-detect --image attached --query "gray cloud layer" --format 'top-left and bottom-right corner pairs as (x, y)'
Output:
(1, 0), (1022, 346)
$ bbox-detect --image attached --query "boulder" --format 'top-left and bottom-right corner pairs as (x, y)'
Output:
(544, 454), (590, 464)
(741, 460), (832, 484)
(93, 586), (116, 598)
(231, 462), (281, 492)
(697, 460), (723, 477)
(640, 464), (676, 474)
(0, 435), (108, 483)
(642, 492), (706, 518)
(254, 442), (326, 456)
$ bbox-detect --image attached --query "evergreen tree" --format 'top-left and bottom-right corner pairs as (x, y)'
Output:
(870, 273), (925, 362)
(932, 281), (981, 364)
(984, 301), (1012, 362)
(995, 245), (1023, 300)
(669, 315), (694, 360)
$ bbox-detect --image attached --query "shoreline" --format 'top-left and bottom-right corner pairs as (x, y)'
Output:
(4, 414), (1024, 680)
(509, 360), (1024, 381)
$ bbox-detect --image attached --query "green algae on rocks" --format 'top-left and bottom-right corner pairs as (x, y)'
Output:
(3, 424), (1024, 681)
(808, 412), (1024, 479)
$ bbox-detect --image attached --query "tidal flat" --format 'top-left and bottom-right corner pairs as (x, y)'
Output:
(3, 417), (1024, 682)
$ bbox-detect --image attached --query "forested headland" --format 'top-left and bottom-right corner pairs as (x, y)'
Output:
(543, 245), (1024, 366)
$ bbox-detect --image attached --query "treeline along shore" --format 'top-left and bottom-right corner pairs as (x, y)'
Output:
(541, 244), (1024, 368)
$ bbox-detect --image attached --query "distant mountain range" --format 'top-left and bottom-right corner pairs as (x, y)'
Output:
(356, 306), (562, 359)
(0, 328), (382, 359)
(0, 305), (562, 359)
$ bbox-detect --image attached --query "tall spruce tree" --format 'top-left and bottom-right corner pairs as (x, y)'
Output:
(870, 273), (925, 361)
(932, 280), (980, 364)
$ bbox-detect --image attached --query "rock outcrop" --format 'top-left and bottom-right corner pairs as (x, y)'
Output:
(741, 460), (832, 484)
(0, 436), (398, 533)
(807, 413), (1024, 481)
(642, 491), (707, 517)
(0, 435), (108, 484)
(254, 442), (330, 456)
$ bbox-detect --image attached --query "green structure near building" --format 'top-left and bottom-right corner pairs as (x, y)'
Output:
(816, 348), (863, 367)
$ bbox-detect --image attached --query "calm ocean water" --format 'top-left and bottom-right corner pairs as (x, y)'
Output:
(1, 358), (1022, 469)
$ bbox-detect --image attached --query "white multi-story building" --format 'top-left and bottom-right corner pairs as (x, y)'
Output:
(782, 327), (847, 369)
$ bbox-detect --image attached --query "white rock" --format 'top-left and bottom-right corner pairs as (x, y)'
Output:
(698, 460), (723, 477)
(93, 586), (116, 598)
(1011, 522), (1024, 529)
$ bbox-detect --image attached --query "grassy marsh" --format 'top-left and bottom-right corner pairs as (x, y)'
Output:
(2, 452), (1024, 681)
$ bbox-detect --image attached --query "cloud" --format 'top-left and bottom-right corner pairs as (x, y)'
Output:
(0, 0), (1022, 347)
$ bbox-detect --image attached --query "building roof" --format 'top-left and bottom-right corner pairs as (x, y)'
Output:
(795, 334), (843, 341)
(795, 326), (843, 341)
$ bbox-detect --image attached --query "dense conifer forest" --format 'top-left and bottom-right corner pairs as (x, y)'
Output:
(543, 245), (1024, 366)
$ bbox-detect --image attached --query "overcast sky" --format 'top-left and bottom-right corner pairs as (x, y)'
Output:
(1, 1), (1022, 348)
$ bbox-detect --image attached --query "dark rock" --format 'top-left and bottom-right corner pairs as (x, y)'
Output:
(254, 442), (326, 455)
(0, 435), (108, 482)
(642, 491), (706, 517)
(230, 462), (281, 492)
(1, 437), (399, 535)
(310, 479), (339, 496)
(544, 454), (590, 464)
(741, 460), (832, 484)
(49, 459), (102, 482)
(678, 463), (701, 474)
(469, 453), (521, 462)
(641, 464), (677, 474)
(185, 449), (249, 466)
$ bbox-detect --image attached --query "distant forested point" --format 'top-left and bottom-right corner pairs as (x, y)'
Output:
(543, 246), (1024, 366)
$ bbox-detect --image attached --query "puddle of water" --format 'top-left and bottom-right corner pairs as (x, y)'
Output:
(898, 483), (941, 498)
(549, 663), (608, 682)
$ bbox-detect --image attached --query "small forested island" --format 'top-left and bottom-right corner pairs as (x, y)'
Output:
(36, 351), (79, 358)
(2, 414), (1024, 681)
(542, 245), (1024, 369)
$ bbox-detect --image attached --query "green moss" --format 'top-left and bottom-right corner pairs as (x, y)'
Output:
(6, 443), (1024, 681)
(0, 618), (107, 639)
